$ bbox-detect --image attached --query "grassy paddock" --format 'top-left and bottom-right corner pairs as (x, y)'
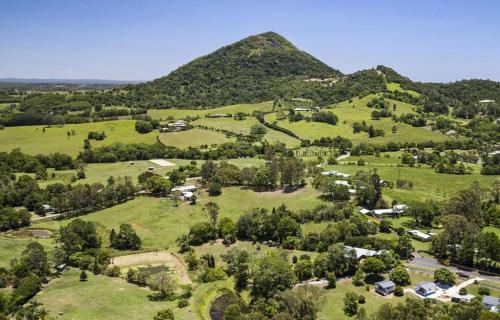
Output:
(35, 185), (324, 251)
(265, 94), (447, 145)
(147, 101), (273, 120)
(0, 120), (157, 156)
(33, 268), (193, 320)
(0, 236), (56, 269)
(325, 164), (498, 203)
(159, 128), (235, 149)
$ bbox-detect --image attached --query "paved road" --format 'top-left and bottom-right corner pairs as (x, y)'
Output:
(408, 257), (500, 284)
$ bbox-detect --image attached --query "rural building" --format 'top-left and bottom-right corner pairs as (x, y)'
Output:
(450, 292), (475, 303)
(344, 246), (380, 259)
(208, 113), (231, 118)
(446, 130), (457, 136)
(160, 120), (188, 132)
(293, 107), (310, 112)
(479, 99), (495, 103)
(482, 295), (499, 312)
(335, 180), (350, 187)
(372, 208), (394, 216)
(41, 204), (54, 214)
(375, 280), (396, 296)
(415, 282), (437, 297)
(172, 185), (197, 193)
(321, 170), (337, 176)
(408, 230), (432, 241)
(359, 208), (371, 215)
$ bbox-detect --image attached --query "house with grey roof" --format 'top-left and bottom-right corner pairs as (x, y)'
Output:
(375, 280), (396, 296)
(482, 295), (499, 312)
(415, 282), (437, 296)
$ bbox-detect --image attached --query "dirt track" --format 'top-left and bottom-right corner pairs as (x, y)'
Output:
(111, 250), (192, 285)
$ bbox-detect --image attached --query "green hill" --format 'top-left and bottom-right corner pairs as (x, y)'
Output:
(133, 32), (341, 108)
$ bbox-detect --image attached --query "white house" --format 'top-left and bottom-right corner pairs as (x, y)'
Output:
(359, 208), (371, 215)
(372, 209), (394, 216)
(408, 230), (432, 241)
(335, 180), (350, 187)
(293, 107), (310, 112)
(479, 99), (495, 103)
(446, 130), (457, 136)
(344, 246), (380, 259)
(394, 204), (408, 213)
(172, 185), (197, 193)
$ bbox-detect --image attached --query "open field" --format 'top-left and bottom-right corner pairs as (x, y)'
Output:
(159, 128), (235, 148)
(33, 268), (194, 320)
(147, 101), (273, 120)
(193, 117), (301, 148)
(265, 94), (447, 145)
(35, 185), (324, 251)
(325, 163), (499, 203)
(386, 82), (420, 97)
(0, 236), (56, 269)
(0, 120), (157, 156)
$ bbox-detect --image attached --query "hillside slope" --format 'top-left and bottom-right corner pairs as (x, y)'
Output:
(134, 32), (340, 108)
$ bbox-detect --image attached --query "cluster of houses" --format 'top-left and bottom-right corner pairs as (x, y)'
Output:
(358, 204), (408, 216)
(171, 185), (197, 201)
(159, 120), (188, 132)
(374, 278), (499, 312)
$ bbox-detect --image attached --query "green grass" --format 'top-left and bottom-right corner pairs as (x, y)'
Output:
(0, 236), (56, 269)
(147, 101), (274, 120)
(341, 152), (404, 165)
(0, 120), (157, 156)
(325, 164), (499, 203)
(33, 268), (195, 320)
(386, 82), (420, 97)
(193, 117), (301, 148)
(159, 128), (235, 148)
(483, 226), (500, 238)
(265, 94), (447, 145)
(35, 185), (324, 251)
(467, 282), (500, 297)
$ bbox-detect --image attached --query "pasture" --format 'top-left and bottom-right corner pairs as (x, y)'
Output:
(159, 128), (235, 148)
(325, 163), (498, 203)
(0, 235), (56, 269)
(0, 120), (157, 156)
(386, 82), (420, 97)
(147, 101), (273, 120)
(265, 94), (447, 145)
(35, 184), (325, 251)
(32, 268), (194, 320)
(193, 117), (301, 148)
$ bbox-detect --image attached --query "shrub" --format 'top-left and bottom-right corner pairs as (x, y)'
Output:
(478, 286), (490, 295)
(459, 287), (467, 296)
(434, 268), (456, 285)
(207, 182), (222, 196)
(357, 159), (366, 166)
(326, 272), (336, 289)
(389, 267), (411, 286)
(178, 298), (189, 308)
(394, 285), (404, 296)
(358, 294), (366, 304)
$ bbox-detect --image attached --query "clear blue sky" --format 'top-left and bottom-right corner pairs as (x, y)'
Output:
(1, 0), (499, 82)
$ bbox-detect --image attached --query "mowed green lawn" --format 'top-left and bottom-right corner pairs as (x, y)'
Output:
(159, 128), (235, 148)
(0, 120), (157, 156)
(33, 268), (194, 320)
(35, 185), (324, 251)
(147, 101), (273, 120)
(266, 94), (447, 145)
(325, 164), (499, 203)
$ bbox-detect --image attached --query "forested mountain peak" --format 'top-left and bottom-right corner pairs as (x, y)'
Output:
(132, 32), (341, 107)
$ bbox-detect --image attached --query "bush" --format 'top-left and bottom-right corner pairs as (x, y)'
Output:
(478, 286), (490, 295)
(326, 272), (336, 289)
(389, 267), (411, 286)
(357, 159), (366, 166)
(394, 285), (404, 296)
(459, 287), (467, 296)
(178, 298), (189, 308)
(358, 294), (366, 304)
(207, 182), (222, 196)
(434, 268), (456, 285)
(199, 267), (226, 283)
